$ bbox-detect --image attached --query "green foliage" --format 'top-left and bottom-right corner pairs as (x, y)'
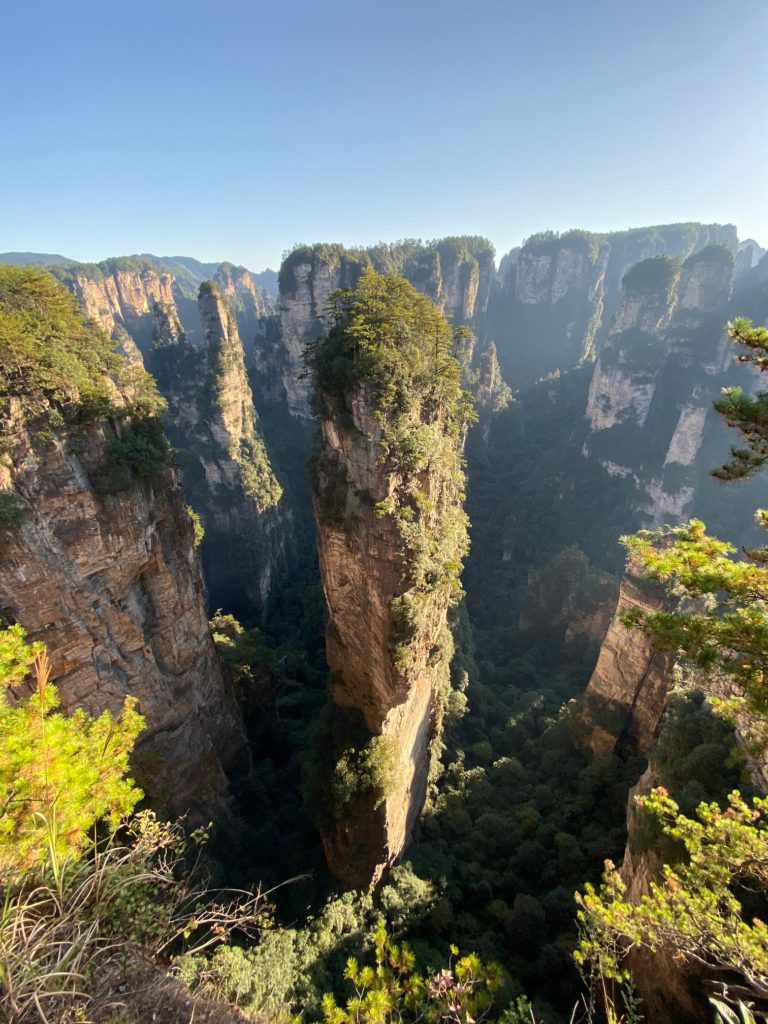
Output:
(0, 810), (268, 1023)
(332, 735), (403, 813)
(0, 488), (26, 528)
(238, 435), (284, 510)
(621, 255), (680, 301)
(683, 243), (735, 269)
(619, 517), (768, 740)
(321, 918), (503, 1024)
(179, 889), (373, 1019)
(0, 265), (119, 407)
(711, 998), (765, 1024)
(0, 265), (164, 419)
(210, 609), (273, 688)
(575, 788), (768, 1004)
(522, 230), (601, 262)
(98, 417), (171, 491)
(0, 623), (144, 874)
(712, 318), (768, 480)
(186, 504), (205, 548)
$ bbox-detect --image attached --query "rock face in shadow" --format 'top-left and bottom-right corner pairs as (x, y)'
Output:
(491, 223), (737, 385)
(0, 395), (248, 821)
(571, 552), (676, 759)
(583, 245), (739, 526)
(150, 282), (290, 618)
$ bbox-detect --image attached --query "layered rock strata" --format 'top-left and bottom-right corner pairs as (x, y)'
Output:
(0, 398), (248, 821)
(572, 553), (676, 758)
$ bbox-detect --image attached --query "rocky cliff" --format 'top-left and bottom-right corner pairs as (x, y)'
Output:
(0, 268), (248, 820)
(277, 238), (495, 417)
(571, 551), (676, 758)
(53, 257), (178, 354)
(308, 270), (470, 887)
(150, 282), (289, 617)
(491, 222), (737, 385)
(53, 255), (275, 359)
(213, 262), (276, 362)
(584, 245), (739, 525)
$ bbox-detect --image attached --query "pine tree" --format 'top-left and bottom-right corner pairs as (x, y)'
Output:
(575, 313), (768, 1008)
(0, 623), (144, 875)
(713, 318), (768, 480)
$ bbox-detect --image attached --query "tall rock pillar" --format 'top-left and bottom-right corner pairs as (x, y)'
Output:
(308, 270), (471, 887)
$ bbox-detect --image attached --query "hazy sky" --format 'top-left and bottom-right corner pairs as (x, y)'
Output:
(2, 0), (766, 271)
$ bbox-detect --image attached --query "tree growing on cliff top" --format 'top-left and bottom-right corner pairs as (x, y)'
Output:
(0, 265), (164, 419)
(307, 269), (475, 670)
(308, 267), (475, 437)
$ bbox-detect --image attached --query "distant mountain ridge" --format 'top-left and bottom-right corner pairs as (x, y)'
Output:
(0, 251), (278, 298)
(0, 251), (78, 266)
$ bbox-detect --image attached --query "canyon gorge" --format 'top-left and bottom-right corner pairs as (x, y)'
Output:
(1, 221), (767, 1023)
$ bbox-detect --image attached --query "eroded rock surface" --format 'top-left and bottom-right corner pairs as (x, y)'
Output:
(0, 398), (247, 820)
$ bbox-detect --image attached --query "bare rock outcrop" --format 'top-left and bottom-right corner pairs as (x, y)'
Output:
(151, 283), (289, 616)
(58, 259), (177, 354)
(0, 397), (248, 821)
(571, 553), (676, 758)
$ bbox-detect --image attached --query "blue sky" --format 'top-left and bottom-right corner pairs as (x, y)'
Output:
(2, 0), (766, 271)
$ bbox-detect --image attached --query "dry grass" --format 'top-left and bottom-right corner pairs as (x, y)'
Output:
(0, 815), (268, 1024)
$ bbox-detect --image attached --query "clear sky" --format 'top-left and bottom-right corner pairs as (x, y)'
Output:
(2, 0), (766, 271)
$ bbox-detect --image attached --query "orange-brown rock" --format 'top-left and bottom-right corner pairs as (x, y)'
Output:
(67, 264), (176, 353)
(572, 553), (675, 758)
(314, 391), (460, 887)
(0, 397), (248, 820)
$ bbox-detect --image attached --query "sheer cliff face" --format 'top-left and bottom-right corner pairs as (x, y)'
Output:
(278, 256), (341, 418)
(572, 553), (675, 758)
(314, 393), (462, 886)
(213, 262), (276, 363)
(309, 271), (470, 887)
(514, 241), (609, 309)
(56, 258), (275, 362)
(64, 264), (176, 353)
(492, 223), (737, 385)
(584, 247), (737, 525)
(0, 398), (248, 821)
(152, 284), (288, 616)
